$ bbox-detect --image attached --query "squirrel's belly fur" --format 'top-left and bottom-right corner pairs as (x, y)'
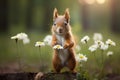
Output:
(58, 48), (69, 65)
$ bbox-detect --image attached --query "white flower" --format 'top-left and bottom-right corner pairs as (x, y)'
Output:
(93, 33), (103, 41)
(16, 33), (28, 40)
(35, 41), (45, 47)
(100, 43), (108, 50)
(43, 35), (52, 45)
(81, 35), (90, 44)
(23, 38), (30, 44)
(53, 45), (63, 49)
(95, 40), (104, 47)
(76, 53), (88, 62)
(107, 51), (113, 56)
(89, 44), (98, 52)
(75, 45), (81, 51)
(95, 40), (108, 50)
(106, 39), (116, 46)
(11, 32), (30, 44)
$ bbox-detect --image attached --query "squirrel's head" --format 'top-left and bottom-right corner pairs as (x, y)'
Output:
(52, 8), (71, 36)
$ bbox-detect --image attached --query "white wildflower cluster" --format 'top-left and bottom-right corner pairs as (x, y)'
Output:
(76, 53), (88, 62)
(35, 41), (45, 47)
(11, 32), (30, 44)
(88, 33), (116, 52)
(79, 33), (116, 58)
(53, 45), (63, 49)
(95, 40), (108, 50)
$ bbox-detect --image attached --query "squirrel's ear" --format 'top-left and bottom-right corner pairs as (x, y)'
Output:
(53, 8), (58, 20)
(64, 8), (70, 23)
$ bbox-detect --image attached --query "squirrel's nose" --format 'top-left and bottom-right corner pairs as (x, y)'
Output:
(59, 28), (63, 33)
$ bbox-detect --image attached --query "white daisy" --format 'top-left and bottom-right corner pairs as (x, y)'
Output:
(95, 40), (104, 47)
(81, 35), (90, 44)
(93, 33), (103, 41)
(100, 43), (108, 50)
(11, 32), (30, 44)
(43, 35), (52, 45)
(89, 44), (98, 52)
(106, 39), (116, 46)
(76, 53), (88, 62)
(107, 51), (113, 56)
(53, 45), (63, 49)
(35, 41), (45, 47)
(16, 33), (28, 40)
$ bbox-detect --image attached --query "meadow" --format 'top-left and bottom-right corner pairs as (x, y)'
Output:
(0, 25), (120, 79)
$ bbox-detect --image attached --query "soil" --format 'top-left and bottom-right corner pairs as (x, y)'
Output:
(0, 72), (77, 80)
(0, 62), (120, 80)
(35, 72), (77, 80)
(0, 72), (120, 80)
(0, 72), (37, 80)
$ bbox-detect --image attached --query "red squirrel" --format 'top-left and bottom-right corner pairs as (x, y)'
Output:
(51, 8), (76, 73)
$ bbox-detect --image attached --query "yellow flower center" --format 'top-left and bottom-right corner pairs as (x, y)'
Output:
(79, 55), (84, 59)
(56, 45), (61, 48)
(38, 42), (43, 44)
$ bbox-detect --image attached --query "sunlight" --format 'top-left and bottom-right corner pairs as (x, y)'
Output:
(96, 0), (106, 4)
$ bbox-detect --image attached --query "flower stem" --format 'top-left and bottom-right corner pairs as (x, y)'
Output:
(16, 41), (22, 72)
(99, 50), (104, 79)
(39, 47), (41, 58)
(93, 52), (99, 66)
(38, 47), (41, 71)
(79, 62), (83, 72)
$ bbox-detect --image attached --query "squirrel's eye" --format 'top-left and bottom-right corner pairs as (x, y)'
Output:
(53, 23), (56, 26)
(64, 22), (68, 26)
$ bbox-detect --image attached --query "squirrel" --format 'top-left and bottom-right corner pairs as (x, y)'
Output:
(51, 8), (76, 73)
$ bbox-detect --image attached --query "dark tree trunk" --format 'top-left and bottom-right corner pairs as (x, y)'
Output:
(81, 2), (89, 31)
(110, 0), (120, 33)
(42, 7), (51, 32)
(9, 0), (21, 27)
(0, 0), (8, 33)
(41, 1), (52, 33)
(26, 0), (34, 31)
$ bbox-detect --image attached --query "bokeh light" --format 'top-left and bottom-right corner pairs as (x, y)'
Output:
(96, 0), (106, 4)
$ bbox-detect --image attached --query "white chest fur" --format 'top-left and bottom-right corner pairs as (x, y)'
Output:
(56, 35), (69, 65)
(56, 35), (65, 46)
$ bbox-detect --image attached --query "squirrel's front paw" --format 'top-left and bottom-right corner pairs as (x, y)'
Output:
(64, 44), (69, 49)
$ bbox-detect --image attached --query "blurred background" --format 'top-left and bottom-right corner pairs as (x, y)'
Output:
(0, 0), (120, 77)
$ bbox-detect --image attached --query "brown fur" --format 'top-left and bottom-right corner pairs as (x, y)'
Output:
(51, 8), (76, 73)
